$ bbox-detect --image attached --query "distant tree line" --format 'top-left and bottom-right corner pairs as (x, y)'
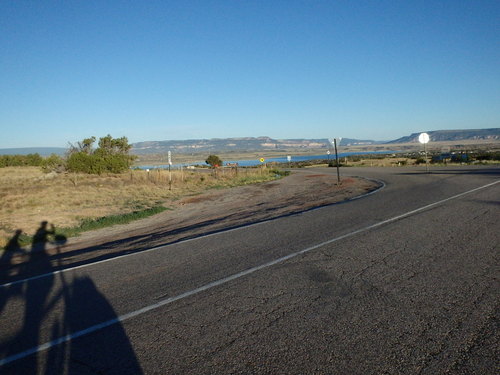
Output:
(0, 135), (135, 174)
(0, 153), (44, 167)
(0, 153), (64, 170)
(473, 151), (500, 161)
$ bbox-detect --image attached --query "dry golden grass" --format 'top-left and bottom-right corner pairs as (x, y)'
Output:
(0, 166), (276, 247)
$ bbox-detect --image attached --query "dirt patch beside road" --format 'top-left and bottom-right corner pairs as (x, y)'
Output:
(3, 170), (381, 269)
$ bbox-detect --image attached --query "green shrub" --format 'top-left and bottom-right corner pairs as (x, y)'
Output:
(66, 135), (135, 174)
(41, 154), (65, 172)
(205, 154), (223, 168)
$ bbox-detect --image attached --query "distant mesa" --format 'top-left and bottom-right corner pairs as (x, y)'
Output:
(386, 128), (500, 144)
(130, 137), (381, 155)
(0, 128), (498, 156)
(130, 128), (500, 155)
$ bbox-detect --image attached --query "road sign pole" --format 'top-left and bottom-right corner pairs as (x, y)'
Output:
(418, 133), (430, 174)
(424, 142), (429, 173)
(334, 138), (340, 185)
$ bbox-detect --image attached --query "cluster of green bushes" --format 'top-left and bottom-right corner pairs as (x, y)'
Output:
(66, 135), (135, 174)
(0, 135), (135, 174)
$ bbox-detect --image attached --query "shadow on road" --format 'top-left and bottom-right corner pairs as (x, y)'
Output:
(0, 221), (143, 374)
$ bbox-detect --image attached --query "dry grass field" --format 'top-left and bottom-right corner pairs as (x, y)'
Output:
(0, 166), (278, 248)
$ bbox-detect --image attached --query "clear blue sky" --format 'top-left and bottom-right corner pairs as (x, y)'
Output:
(1, 0), (499, 148)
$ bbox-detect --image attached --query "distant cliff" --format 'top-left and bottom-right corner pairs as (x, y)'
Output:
(131, 129), (499, 154)
(131, 137), (378, 154)
(1, 128), (498, 156)
(387, 128), (500, 144)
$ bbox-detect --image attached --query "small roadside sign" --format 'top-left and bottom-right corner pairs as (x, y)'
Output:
(260, 158), (265, 163)
(168, 151), (172, 165)
(287, 155), (291, 162)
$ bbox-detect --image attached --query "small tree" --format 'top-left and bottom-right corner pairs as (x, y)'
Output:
(205, 155), (223, 168)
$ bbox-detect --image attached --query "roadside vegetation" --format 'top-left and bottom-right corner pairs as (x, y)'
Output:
(0, 134), (288, 250)
(0, 164), (285, 250)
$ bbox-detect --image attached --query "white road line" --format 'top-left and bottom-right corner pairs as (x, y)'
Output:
(0, 179), (498, 367)
(0, 177), (386, 289)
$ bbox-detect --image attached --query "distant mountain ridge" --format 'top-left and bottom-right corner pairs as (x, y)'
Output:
(0, 128), (498, 156)
(387, 128), (500, 144)
(131, 136), (379, 154)
(131, 128), (499, 154)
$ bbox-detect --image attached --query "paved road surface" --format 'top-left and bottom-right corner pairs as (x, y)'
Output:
(1, 166), (499, 374)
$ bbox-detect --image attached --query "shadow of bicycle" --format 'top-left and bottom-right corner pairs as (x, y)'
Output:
(0, 221), (143, 374)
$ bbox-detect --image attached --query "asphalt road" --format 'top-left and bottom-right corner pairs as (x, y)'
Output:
(1, 166), (499, 374)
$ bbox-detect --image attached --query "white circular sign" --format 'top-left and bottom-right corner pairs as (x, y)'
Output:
(418, 132), (430, 144)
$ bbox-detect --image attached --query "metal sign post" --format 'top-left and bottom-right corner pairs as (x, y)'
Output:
(260, 157), (266, 167)
(418, 133), (430, 173)
(333, 138), (341, 185)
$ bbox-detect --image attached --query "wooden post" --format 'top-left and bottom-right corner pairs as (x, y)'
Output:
(169, 164), (172, 190)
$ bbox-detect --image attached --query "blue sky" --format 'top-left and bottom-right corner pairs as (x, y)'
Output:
(1, 0), (499, 148)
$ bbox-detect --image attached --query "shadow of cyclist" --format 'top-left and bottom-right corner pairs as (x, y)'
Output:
(0, 222), (143, 374)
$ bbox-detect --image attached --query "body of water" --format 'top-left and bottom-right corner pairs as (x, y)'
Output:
(139, 151), (398, 170)
(223, 151), (398, 167)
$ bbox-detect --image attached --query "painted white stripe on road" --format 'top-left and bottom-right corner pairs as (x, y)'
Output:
(1, 179), (498, 367)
